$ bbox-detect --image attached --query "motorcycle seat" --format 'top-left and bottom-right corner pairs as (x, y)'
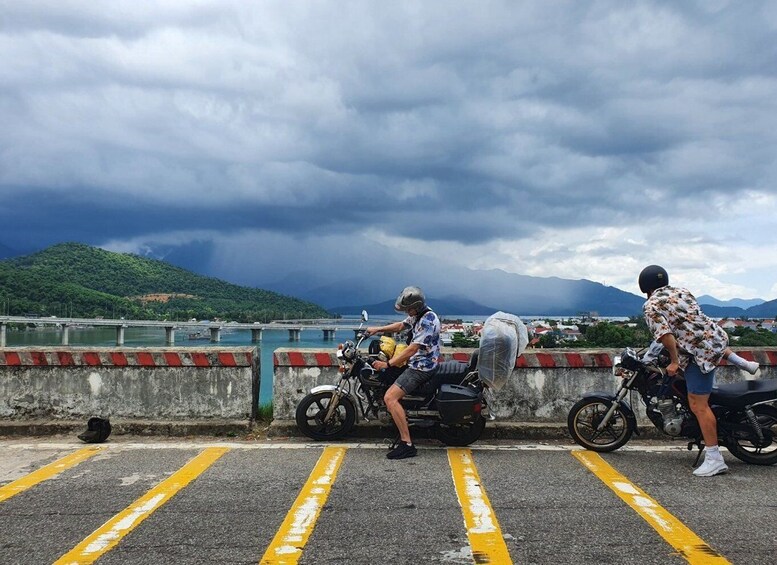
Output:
(710, 379), (777, 409)
(410, 361), (473, 397)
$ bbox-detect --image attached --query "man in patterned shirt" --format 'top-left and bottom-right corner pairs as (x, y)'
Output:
(639, 265), (732, 477)
(366, 286), (441, 459)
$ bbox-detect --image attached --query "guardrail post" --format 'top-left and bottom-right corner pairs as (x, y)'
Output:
(165, 326), (175, 345)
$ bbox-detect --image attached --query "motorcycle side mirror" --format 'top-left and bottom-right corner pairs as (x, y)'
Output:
(361, 310), (369, 322)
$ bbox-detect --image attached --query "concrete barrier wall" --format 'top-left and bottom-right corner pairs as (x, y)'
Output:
(273, 347), (777, 422)
(0, 347), (259, 420)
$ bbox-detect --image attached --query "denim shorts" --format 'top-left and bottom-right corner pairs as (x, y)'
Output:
(683, 361), (715, 395)
(394, 366), (437, 394)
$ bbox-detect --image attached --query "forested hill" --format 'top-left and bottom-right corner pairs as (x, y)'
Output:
(0, 243), (330, 322)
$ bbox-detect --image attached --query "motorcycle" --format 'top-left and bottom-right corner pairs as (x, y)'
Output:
(568, 346), (777, 465)
(295, 311), (489, 446)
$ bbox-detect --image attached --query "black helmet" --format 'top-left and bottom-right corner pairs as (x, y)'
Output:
(394, 286), (426, 313)
(78, 417), (112, 444)
(638, 265), (669, 294)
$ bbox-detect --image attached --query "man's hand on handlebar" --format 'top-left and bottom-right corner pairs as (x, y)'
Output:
(372, 359), (389, 371)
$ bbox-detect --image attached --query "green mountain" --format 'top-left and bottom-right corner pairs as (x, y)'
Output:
(0, 243), (329, 322)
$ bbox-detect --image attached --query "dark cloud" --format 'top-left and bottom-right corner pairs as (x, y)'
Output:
(1, 1), (777, 298)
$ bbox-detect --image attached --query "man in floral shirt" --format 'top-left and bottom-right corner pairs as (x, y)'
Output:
(640, 265), (730, 477)
(366, 286), (440, 460)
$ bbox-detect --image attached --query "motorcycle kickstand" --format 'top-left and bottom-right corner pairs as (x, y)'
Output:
(687, 440), (704, 467)
(386, 433), (401, 451)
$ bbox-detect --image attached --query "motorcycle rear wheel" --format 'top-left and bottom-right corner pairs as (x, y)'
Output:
(568, 397), (633, 452)
(724, 405), (777, 466)
(295, 391), (356, 441)
(435, 416), (486, 446)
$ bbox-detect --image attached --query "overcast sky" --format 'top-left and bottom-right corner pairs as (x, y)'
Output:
(1, 1), (776, 300)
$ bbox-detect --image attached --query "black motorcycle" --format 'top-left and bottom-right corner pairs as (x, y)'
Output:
(568, 346), (777, 465)
(295, 313), (488, 446)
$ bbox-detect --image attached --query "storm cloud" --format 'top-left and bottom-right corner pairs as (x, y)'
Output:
(2, 1), (777, 300)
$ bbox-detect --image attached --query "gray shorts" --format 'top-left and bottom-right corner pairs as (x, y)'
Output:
(394, 366), (437, 394)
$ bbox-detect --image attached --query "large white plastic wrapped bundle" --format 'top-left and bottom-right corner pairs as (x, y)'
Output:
(477, 311), (529, 390)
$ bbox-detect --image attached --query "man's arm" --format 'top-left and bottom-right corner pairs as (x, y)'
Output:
(657, 333), (681, 376)
(365, 321), (405, 336)
(373, 343), (419, 371)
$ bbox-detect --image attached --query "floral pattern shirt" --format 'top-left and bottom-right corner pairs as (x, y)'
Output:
(403, 309), (441, 372)
(643, 286), (728, 374)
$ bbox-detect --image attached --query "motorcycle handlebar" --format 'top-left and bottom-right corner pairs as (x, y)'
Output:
(644, 365), (665, 376)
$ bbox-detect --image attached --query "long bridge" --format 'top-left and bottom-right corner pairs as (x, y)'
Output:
(0, 316), (388, 347)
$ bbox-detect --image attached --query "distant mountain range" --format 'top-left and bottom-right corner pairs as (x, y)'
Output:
(330, 296), (498, 316)
(697, 301), (777, 319)
(697, 295), (765, 309)
(694, 295), (773, 319)
(271, 268), (649, 317)
(122, 241), (777, 319)
(335, 294), (777, 319)
(4, 242), (775, 319)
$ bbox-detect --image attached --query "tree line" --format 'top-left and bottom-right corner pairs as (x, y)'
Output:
(451, 318), (777, 349)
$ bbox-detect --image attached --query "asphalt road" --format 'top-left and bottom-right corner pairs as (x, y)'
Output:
(1, 437), (776, 564)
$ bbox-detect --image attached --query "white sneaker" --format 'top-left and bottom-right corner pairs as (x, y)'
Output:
(743, 360), (759, 375)
(693, 457), (729, 477)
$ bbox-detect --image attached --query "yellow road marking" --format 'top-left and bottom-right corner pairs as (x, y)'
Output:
(54, 447), (229, 565)
(448, 448), (513, 565)
(0, 447), (102, 504)
(260, 446), (346, 565)
(573, 451), (730, 564)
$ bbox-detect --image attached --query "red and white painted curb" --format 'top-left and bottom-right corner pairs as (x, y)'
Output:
(274, 350), (777, 368)
(0, 349), (256, 368)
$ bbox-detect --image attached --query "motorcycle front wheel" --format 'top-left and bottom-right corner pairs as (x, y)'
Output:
(435, 416), (486, 446)
(724, 405), (777, 466)
(295, 391), (356, 441)
(567, 397), (633, 452)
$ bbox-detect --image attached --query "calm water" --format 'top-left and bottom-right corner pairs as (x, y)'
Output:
(5, 326), (341, 405)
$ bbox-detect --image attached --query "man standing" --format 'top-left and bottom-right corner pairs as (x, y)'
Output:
(639, 265), (731, 477)
(366, 286), (441, 460)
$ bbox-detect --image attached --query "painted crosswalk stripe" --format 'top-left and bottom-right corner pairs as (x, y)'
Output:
(448, 448), (513, 564)
(54, 447), (229, 565)
(573, 451), (729, 564)
(260, 446), (346, 565)
(0, 447), (102, 504)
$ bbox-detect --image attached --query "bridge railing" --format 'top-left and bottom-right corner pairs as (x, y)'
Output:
(0, 315), (393, 346)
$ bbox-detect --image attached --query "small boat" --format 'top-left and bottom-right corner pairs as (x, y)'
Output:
(187, 331), (209, 340)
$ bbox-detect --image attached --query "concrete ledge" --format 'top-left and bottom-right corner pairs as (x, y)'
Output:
(267, 419), (666, 441)
(273, 347), (777, 423)
(0, 346), (259, 420)
(0, 419), (253, 438)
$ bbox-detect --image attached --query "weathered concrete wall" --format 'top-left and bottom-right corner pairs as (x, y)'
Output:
(273, 347), (777, 422)
(0, 348), (259, 420)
